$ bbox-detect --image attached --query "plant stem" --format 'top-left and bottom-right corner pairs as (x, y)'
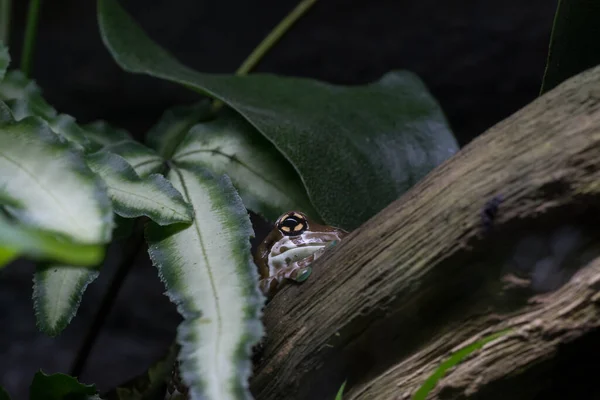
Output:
(20, 0), (42, 77)
(211, 0), (319, 113)
(0, 0), (11, 45)
(236, 0), (319, 76)
(70, 218), (147, 378)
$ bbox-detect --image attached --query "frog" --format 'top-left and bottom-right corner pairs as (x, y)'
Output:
(254, 210), (348, 298)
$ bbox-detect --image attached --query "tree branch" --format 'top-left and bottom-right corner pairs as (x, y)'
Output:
(250, 65), (600, 400)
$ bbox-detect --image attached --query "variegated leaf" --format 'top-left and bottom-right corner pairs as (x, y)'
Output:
(86, 151), (193, 225)
(0, 116), (113, 243)
(0, 70), (57, 120)
(84, 121), (164, 177)
(33, 264), (100, 336)
(146, 165), (264, 400)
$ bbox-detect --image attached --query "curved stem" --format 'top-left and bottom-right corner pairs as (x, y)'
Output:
(235, 0), (319, 76)
(0, 0), (11, 45)
(21, 0), (42, 77)
(211, 0), (319, 113)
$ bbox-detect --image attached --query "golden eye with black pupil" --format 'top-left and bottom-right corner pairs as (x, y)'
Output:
(277, 214), (307, 236)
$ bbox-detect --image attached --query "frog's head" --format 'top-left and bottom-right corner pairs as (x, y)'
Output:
(255, 211), (347, 296)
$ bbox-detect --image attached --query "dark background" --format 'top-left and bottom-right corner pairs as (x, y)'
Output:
(0, 0), (557, 398)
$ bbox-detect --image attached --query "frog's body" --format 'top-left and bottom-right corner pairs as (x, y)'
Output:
(255, 211), (348, 298)
(164, 211), (346, 399)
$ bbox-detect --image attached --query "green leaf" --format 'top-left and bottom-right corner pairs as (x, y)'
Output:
(4, 98), (90, 151)
(174, 109), (318, 222)
(82, 120), (131, 148)
(48, 114), (92, 149)
(146, 165), (264, 400)
(0, 386), (11, 400)
(146, 100), (212, 159)
(0, 70), (57, 119)
(33, 264), (100, 336)
(412, 329), (512, 400)
(0, 214), (104, 268)
(541, 0), (600, 94)
(334, 381), (346, 400)
(0, 247), (18, 266)
(29, 371), (99, 400)
(97, 0), (459, 230)
(86, 151), (193, 225)
(83, 121), (164, 177)
(0, 43), (9, 82)
(0, 116), (113, 243)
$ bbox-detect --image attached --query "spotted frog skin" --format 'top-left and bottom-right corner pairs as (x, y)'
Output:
(254, 211), (348, 298)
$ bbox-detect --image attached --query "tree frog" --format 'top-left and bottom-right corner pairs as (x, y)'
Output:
(254, 211), (348, 298)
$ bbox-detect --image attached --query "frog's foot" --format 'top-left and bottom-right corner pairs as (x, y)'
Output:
(282, 265), (312, 283)
(259, 276), (279, 298)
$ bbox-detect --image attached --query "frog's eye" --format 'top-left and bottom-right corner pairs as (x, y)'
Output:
(277, 212), (308, 236)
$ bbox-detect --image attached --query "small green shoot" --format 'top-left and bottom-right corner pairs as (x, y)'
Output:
(411, 329), (512, 400)
(335, 380), (347, 400)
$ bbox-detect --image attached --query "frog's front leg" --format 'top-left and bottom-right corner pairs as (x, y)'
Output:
(259, 254), (319, 298)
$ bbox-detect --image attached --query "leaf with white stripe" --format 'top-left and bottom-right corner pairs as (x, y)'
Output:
(173, 110), (318, 222)
(84, 121), (164, 177)
(0, 116), (113, 243)
(0, 70), (57, 120)
(86, 151), (193, 225)
(33, 264), (100, 336)
(146, 165), (264, 400)
(5, 98), (93, 151)
(82, 120), (131, 148)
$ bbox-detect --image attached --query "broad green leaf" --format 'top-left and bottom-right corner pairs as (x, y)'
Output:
(541, 0), (600, 94)
(98, 0), (459, 230)
(0, 116), (113, 243)
(0, 70), (57, 120)
(29, 371), (99, 400)
(146, 100), (212, 159)
(84, 121), (164, 177)
(86, 151), (193, 225)
(33, 264), (100, 336)
(173, 110), (318, 222)
(0, 386), (10, 400)
(146, 165), (264, 400)
(412, 329), (512, 400)
(0, 214), (104, 268)
(0, 43), (9, 81)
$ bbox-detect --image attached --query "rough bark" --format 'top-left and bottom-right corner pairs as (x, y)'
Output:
(249, 65), (600, 400)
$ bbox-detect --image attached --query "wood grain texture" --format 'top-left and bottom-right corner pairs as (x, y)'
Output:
(249, 64), (600, 400)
